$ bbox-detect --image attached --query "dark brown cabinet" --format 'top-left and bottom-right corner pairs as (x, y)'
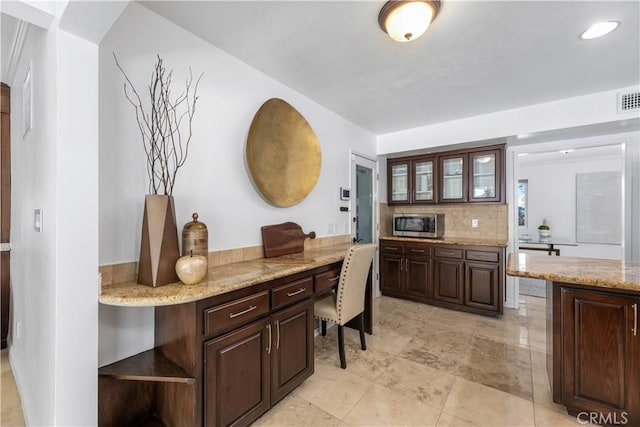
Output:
(554, 286), (639, 425)
(379, 239), (504, 316)
(387, 144), (505, 205)
(380, 242), (432, 301)
(205, 318), (271, 427)
(433, 258), (464, 304)
(387, 156), (437, 205)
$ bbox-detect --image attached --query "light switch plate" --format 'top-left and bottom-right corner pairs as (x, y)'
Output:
(34, 209), (43, 232)
(471, 219), (479, 228)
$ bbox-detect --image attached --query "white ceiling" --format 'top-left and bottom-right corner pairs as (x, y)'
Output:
(140, 1), (640, 135)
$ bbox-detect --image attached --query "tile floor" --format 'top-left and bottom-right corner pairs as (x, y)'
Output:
(0, 296), (594, 427)
(1, 349), (25, 427)
(255, 295), (596, 427)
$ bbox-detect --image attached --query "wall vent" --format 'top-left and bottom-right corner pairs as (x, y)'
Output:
(618, 91), (640, 113)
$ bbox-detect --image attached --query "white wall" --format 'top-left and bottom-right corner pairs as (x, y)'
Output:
(519, 151), (623, 259)
(9, 22), (58, 427)
(377, 87), (640, 155)
(98, 3), (376, 365)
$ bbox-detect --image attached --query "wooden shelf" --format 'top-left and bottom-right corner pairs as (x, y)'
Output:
(99, 348), (195, 385)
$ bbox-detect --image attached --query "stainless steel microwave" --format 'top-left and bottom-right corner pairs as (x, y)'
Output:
(393, 214), (445, 238)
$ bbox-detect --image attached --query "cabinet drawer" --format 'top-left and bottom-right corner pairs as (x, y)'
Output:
(314, 268), (341, 294)
(272, 277), (313, 310)
(466, 250), (499, 263)
(381, 242), (404, 254)
(204, 291), (270, 337)
(405, 245), (431, 257)
(433, 247), (463, 259)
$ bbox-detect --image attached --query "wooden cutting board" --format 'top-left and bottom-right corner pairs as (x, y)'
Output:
(261, 222), (316, 258)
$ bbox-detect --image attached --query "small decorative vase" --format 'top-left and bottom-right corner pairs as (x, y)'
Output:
(182, 212), (208, 257)
(175, 253), (208, 285)
(538, 230), (551, 238)
(137, 195), (180, 287)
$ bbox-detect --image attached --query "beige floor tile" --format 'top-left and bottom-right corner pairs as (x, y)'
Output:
(347, 324), (413, 356)
(294, 360), (373, 420)
(529, 328), (547, 352)
(437, 411), (479, 427)
(1, 350), (26, 427)
(458, 336), (533, 400)
(344, 383), (440, 427)
(534, 404), (598, 426)
(474, 319), (530, 349)
(399, 331), (471, 374)
(442, 377), (535, 427)
(376, 357), (455, 410)
(253, 394), (345, 426)
(314, 327), (396, 380)
(375, 311), (427, 337)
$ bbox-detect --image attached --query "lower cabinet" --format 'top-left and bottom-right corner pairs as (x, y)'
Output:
(205, 299), (314, 427)
(380, 239), (504, 316)
(433, 259), (464, 304)
(554, 285), (639, 425)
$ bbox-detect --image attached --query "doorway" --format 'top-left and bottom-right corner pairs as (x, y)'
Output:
(350, 152), (378, 296)
(1, 82), (11, 349)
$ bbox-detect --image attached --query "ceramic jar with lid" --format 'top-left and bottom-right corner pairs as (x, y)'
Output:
(182, 212), (208, 257)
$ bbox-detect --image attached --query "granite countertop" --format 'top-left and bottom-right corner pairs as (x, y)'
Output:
(506, 253), (640, 292)
(381, 236), (508, 248)
(99, 243), (352, 307)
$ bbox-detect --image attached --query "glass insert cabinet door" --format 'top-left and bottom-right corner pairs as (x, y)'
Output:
(471, 152), (497, 200)
(414, 160), (434, 202)
(441, 157), (465, 200)
(391, 163), (409, 202)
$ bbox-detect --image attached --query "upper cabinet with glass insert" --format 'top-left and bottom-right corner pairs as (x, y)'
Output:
(469, 148), (502, 203)
(387, 156), (437, 205)
(387, 144), (504, 205)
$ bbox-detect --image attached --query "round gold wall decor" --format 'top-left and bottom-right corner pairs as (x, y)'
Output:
(246, 98), (321, 207)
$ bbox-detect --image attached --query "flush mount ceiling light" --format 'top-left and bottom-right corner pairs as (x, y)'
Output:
(378, 0), (441, 42)
(580, 21), (620, 40)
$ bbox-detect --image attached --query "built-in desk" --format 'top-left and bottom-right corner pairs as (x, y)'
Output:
(99, 243), (370, 427)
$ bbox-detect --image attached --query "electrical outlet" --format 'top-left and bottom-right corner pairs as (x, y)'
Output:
(472, 219), (479, 228)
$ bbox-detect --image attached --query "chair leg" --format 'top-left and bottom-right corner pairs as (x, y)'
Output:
(321, 320), (326, 336)
(338, 325), (346, 369)
(358, 312), (366, 351)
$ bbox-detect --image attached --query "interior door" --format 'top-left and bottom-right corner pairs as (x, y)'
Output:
(1, 83), (11, 349)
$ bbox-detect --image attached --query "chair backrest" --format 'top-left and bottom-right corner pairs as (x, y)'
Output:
(335, 244), (377, 324)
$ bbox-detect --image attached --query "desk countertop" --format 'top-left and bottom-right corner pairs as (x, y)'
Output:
(506, 253), (640, 292)
(99, 243), (351, 307)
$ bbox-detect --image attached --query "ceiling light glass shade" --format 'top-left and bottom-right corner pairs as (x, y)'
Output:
(379, 0), (441, 42)
(580, 21), (620, 40)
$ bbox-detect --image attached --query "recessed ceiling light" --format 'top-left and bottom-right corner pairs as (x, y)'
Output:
(559, 149), (575, 154)
(516, 133), (532, 139)
(517, 153), (529, 157)
(580, 21), (620, 40)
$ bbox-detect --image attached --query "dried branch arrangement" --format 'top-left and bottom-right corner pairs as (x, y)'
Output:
(114, 54), (203, 195)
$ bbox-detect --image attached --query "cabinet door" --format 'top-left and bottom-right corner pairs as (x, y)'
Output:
(433, 259), (464, 304)
(469, 149), (502, 203)
(439, 154), (467, 202)
(388, 161), (410, 204)
(464, 262), (499, 311)
(380, 253), (404, 296)
(560, 288), (640, 423)
(204, 318), (271, 427)
(412, 157), (436, 204)
(271, 299), (314, 404)
(405, 256), (432, 299)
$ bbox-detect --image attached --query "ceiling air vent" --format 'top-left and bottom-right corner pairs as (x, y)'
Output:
(618, 91), (640, 113)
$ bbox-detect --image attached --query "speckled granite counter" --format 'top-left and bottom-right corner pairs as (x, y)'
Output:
(506, 253), (640, 292)
(381, 236), (508, 247)
(99, 243), (351, 307)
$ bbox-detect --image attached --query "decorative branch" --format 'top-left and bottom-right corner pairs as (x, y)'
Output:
(114, 53), (203, 195)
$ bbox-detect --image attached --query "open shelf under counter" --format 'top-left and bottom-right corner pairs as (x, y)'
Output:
(99, 348), (195, 385)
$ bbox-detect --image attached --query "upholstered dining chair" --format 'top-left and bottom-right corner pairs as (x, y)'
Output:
(314, 243), (377, 369)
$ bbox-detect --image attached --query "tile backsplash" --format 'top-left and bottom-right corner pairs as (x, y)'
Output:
(380, 203), (508, 240)
(100, 234), (350, 286)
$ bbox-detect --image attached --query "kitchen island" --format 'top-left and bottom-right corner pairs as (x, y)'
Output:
(507, 254), (640, 425)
